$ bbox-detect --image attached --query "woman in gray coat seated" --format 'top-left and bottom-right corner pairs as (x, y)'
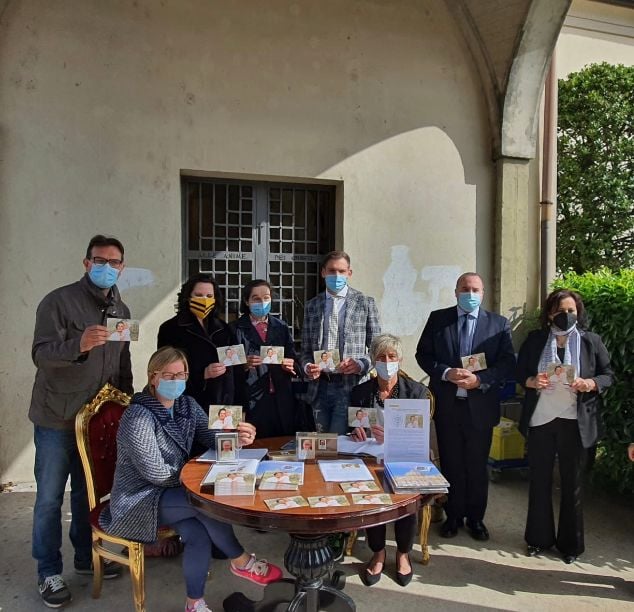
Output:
(100, 346), (282, 612)
(350, 334), (430, 588)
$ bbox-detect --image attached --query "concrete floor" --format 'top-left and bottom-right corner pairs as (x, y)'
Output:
(1, 472), (632, 611)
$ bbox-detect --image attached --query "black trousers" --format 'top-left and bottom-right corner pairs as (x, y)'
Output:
(436, 398), (492, 522)
(525, 418), (585, 556)
(245, 393), (286, 438)
(366, 514), (416, 553)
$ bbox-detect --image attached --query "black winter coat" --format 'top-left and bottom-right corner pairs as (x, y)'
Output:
(232, 314), (299, 436)
(157, 311), (239, 412)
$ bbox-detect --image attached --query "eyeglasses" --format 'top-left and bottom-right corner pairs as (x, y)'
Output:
(91, 256), (123, 268)
(156, 371), (189, 381)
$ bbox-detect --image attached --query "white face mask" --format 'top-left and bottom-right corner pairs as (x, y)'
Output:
(375, 360), (399, 380)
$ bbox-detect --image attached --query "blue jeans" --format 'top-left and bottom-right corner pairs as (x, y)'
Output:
(32, 426), (92, 579)
(312, 379), (350, 434)
(159, 487), (244, 599)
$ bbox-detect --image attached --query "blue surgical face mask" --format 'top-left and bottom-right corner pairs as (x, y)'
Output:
(324, 275), (348, 293)
(156, 379), (186, 401)
(457, 292), (482, 313)
(249, 301), (271, 317)
(375, 360), (400, 381)
(88, 263), (120, 289)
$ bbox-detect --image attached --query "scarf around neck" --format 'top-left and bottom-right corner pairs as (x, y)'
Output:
(537, 327), (581, 379)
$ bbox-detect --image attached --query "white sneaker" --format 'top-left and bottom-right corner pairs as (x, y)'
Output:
(185, 599), (212, 612)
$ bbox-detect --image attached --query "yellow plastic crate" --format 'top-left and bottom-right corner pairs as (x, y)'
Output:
(489, 417), (525, 461)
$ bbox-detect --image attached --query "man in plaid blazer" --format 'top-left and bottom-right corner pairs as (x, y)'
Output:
(301, 251), (381, 434)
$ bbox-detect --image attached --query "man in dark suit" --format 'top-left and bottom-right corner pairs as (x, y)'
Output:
(416, 272), (515, 540)
(301, 250), (381, 434)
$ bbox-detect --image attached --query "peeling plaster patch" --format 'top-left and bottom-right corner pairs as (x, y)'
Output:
(381, 246), (461, 337)
(117, 268), (155, 291)
(381, 245), (424, 336)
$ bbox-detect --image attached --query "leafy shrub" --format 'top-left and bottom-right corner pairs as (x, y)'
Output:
(558, 63), (634, 273)
(552, 270), (634, 494)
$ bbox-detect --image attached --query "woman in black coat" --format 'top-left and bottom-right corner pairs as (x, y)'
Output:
(231, 279), (299, 437)
(157, 273), (238, 413)
(517, 289), (613, 564)
(350, 333), (429, 588)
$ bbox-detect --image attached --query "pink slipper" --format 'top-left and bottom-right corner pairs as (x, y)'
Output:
(230, 554), (283, 586)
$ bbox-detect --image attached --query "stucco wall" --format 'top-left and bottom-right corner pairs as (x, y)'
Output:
(0, 0), (493, 482)
(559, 0), (634, 75)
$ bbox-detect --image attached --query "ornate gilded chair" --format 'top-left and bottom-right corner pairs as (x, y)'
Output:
(416, 388), (436, 565)
(345, 380), (438, 565)
(75, 383), (146, 612)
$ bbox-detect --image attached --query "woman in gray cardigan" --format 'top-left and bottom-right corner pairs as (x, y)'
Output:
(100, 346), (282, 612)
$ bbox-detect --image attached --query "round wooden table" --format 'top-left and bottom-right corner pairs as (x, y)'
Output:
(181, 439), (435, 612)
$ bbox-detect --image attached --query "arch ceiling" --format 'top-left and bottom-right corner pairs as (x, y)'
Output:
(446, 0), (572, 160)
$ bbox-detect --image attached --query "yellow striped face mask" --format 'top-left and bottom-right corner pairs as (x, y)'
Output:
(189, 296), (215, 319)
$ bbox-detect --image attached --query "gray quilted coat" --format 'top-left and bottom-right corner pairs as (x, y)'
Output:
(99, 390), (216, 542)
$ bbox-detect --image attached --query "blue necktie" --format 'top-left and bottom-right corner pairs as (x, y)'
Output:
(459, 314), (473, 357)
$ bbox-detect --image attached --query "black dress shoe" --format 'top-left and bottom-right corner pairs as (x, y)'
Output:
(526, 545), (542, 557)
(440, 518), (462, 538)
(361, 568), (382, 586)
(395, 554), (413, 587)
(563, 554), (577, 564)
(361, 551), (385, 586)
(465, 520), (489, 541)
(361, 563), (384, 586)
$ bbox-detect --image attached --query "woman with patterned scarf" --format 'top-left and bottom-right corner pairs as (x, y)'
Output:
(517, 289), (613, 564)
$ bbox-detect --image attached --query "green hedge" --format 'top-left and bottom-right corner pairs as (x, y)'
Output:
(552, 270), (634, 494)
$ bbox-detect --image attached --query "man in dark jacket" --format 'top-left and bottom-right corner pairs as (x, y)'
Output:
(30, 235), (133, 608)
(416, 272), (515, 542)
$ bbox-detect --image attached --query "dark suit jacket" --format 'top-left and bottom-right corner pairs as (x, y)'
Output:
(415, 306), (516, 430)
(516, 328), (613, 448)
(232, 314), (299, 433)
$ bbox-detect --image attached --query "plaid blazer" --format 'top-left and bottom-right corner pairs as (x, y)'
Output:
(301, 287), (381, 402)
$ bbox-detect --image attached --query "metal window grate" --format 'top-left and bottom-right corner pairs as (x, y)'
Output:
(183, 178), (335, 342)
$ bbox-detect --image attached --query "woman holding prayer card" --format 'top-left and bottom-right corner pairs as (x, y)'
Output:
(231, 279), (299, 437)
(350, 334), (429, 587)
(158, 274), (241, 415)
(517, 289), (613, 564)
(100, 347), (282, 612)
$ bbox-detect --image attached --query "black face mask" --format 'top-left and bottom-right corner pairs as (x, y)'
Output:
(552, 312), (577, 332)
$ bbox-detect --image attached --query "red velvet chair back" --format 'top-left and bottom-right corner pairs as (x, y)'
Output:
(88, 400), (127, 501)
(76, 384), (131, 510)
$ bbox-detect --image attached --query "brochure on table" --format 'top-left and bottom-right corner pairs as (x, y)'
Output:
(317, 459), (374, 482)
(256, 461), (305, 484)
(336, 435), (384, 458)
(383, 398), (430, 463)
(384, 461), (449, 493)
(201, 459), (261, 486)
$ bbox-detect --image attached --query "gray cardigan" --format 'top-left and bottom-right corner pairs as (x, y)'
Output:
(100, 391), (216, 542)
